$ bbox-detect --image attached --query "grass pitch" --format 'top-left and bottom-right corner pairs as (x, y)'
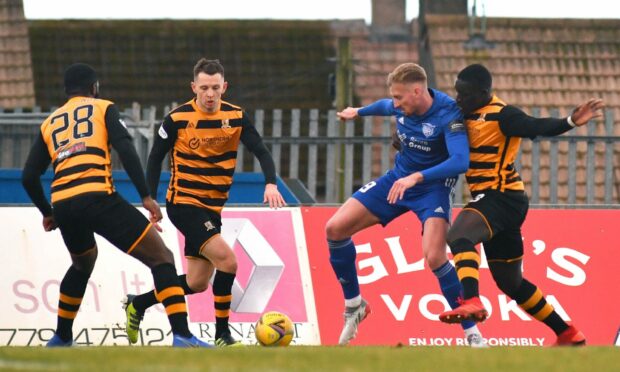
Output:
(1, 346), (618, 372)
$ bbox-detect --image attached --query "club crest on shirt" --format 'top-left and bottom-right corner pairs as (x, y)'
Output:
(449, 120), (466, 133)
(221, 118), (231, 128)
(158, 124), (168, 139)
(204, 220), (216, 231)
(422, 122), (435, 137)
(189, 137), (200, 149)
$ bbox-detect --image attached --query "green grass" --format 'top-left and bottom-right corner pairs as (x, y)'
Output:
(1, 346), (618, 372)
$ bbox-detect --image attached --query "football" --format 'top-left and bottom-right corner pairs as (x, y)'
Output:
(254, 311), (294, 346)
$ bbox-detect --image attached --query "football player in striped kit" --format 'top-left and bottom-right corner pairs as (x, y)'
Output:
(124, 59), (285, 347)
(439, 63), (603, 346)
(22, 63), (209, 347)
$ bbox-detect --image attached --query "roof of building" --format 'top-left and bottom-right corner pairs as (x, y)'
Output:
(28, 20), (338, 112)
(0, 0), (35, 108)
(428, 14), (620, 133)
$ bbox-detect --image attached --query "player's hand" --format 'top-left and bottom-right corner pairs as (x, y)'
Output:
(264, 183), (286, 209)
(336, 107), (360, 121)
(142, 196), (163, 232)
(570, 98), (605, 126)
(42, 215), (57, 231)
(387, 172), (424, 204)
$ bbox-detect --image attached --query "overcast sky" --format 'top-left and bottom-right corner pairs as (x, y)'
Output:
(22, 0), (618, 21)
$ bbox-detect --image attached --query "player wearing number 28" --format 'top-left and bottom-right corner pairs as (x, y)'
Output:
(327, 63), (484, 346)
(21, 63), (209, 348)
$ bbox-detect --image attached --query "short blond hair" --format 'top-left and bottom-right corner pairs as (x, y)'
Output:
(387, 63), (427, 86)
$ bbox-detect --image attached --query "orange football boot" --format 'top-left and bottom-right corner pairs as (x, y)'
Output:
(555, 325), (586, 346)
(439, 297), (488, 324)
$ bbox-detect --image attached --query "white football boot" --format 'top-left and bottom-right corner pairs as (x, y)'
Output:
(466, 331), (488, 348)
(338, 299), (371, 345)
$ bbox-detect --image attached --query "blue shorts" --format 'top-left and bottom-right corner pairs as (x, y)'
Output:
(352, 170), (454, 226)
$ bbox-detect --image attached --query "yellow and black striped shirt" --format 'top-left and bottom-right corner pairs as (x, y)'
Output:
(464, 95), (575, 193)
(464, 96), (524, 192)
(41, 97), (116, 203)
(147, 99), (275, 214)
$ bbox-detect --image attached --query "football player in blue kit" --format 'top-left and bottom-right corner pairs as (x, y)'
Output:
(327, 63), (484, 346)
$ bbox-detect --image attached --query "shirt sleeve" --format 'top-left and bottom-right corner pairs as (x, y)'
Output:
(497, 105), (574, 138)
(420, 116), (470, 182)
(105, 105), (150, 198)
(146, 116), (177, 199)
(239, 112), (277, 185)
(105, 104), (132, 143)
(358, 99), (394, 116)
(21, 132), (53, 216)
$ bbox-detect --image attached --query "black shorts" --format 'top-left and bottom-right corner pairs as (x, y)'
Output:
(463, 189), (529, 261)
(53, 192), (151, 255)
(166, 202), (221, 259)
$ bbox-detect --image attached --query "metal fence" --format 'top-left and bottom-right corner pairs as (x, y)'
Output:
(1, 106), (617, 206)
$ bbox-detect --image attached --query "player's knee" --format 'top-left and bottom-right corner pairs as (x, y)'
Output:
(222, 256), (238, 273)
(72, 261), (95, 274)
(191, 282), (209, 293)
(324, 219), (337, 240)
(425, 251), (448, 271)
(447, 237), (476, 254)
(446, 230), (457, 246)
(492, 273), (521, 297)
(71, 247), (97, 274)
(325, 217), (346, 241)
(490, 262), (523, 297)
(213, 250), (237, 273)
(187, 277), (209, 293)
(217, 260), (237, 274)
(158, 247), (175, 265)
(133, 230), (175, 267)
(145, 247), (175, 268)
(446, 228), (466, 247)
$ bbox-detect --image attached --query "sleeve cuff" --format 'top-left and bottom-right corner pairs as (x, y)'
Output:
(41, 205), (53, 217)
(567, 115), (576, 127)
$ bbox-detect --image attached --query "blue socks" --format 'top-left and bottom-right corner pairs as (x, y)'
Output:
(433, 260), (476, 330)
(328, 238), (360, 300)
(329, 240), (477, 331)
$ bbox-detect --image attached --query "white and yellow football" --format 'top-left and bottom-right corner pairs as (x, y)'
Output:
(255, 311), (294, 347)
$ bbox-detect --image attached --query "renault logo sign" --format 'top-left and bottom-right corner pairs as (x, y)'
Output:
(220, 218), (285, 313)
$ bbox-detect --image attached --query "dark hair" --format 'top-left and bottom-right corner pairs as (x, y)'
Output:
(193, 58), (225, 79)
(64, 63), (97, 95)
(457, 64), (492, 91)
